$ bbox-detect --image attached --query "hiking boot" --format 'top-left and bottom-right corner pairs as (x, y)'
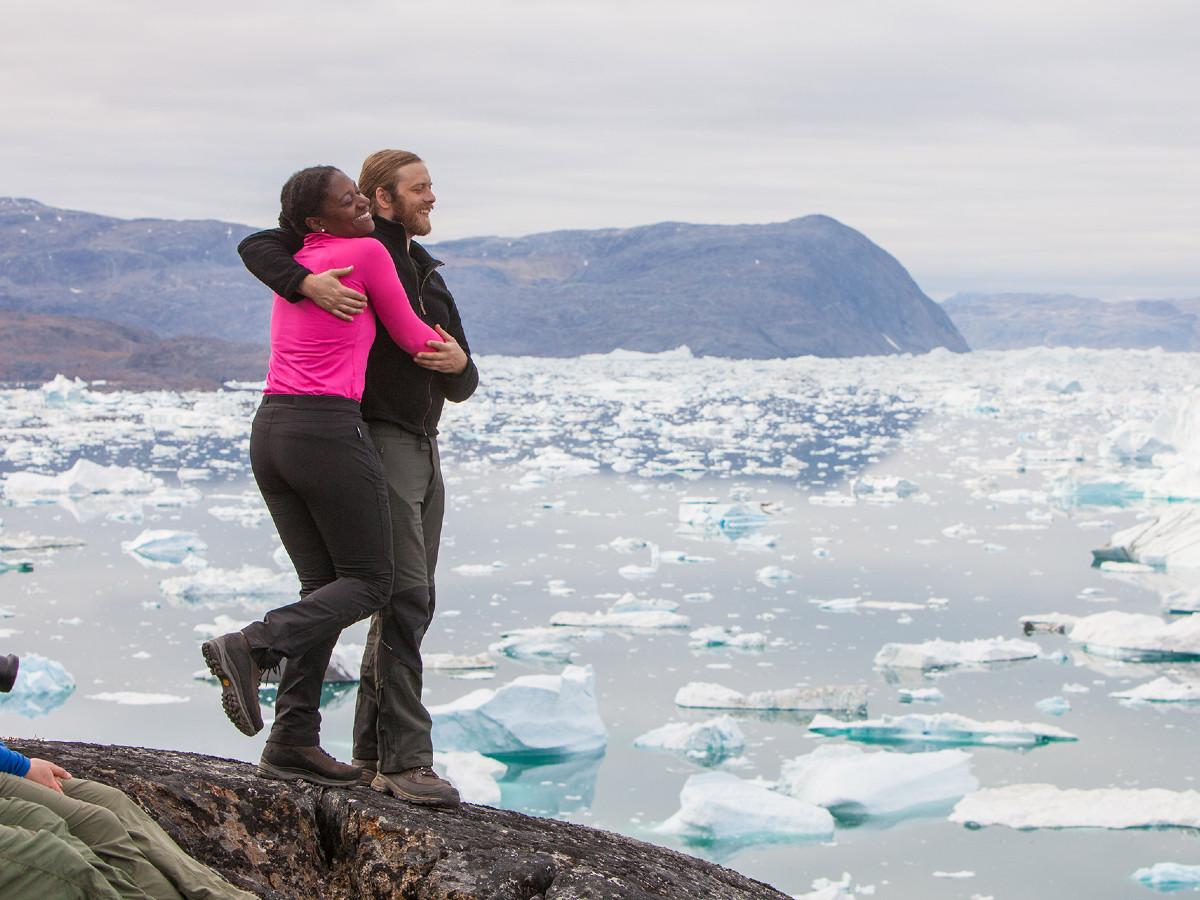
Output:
(201, 632), (263, 736)
(258, 743), (362, 787)
(371, 766), (461, 808)
(352, 758), (378, 787)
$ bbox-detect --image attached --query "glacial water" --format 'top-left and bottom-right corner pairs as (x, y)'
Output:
(3, 347), (1200, 899)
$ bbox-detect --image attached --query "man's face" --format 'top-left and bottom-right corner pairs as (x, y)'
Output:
(385, 162), (435, 236)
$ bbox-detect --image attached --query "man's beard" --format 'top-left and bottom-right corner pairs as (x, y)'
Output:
(399, 203), (432, 237)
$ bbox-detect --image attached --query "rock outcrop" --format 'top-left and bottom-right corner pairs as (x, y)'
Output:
(5, 739), (789, 900)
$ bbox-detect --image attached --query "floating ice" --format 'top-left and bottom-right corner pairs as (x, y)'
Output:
(779, 743), (978, 819)
(676, 682), (868, 712)
(676, 497), (776, 543)
(121, 529), (208, 567)
(488, 626), (602, 664)
(874, 637), (1041, 669)
(1111, 676), (1200, 703)
(655, 771), (835, 841)
(1035, 696), (1071, 716)
(795, 872), (858, 900)
(429, 664), (607, 759)
(207, 504), (271, 528)
(1092, 506), (1200, 569)
(898, 687), (944, 704)
(452, 561), (507, 576)
(160, 566), (300, 605)
(1132, 862), (1200, 890)
(850, 475), (919, 503)
(550, 595), (689, 629)
(809, 712), (1077, 747)
(688, 625), (767, 651)
(1062, 610), (1200, 661)
(632, 715), (745, 765)
(0, 531), (85, 551)
(951, 783), (1200, 830)
(0, 653), (75, 718)
(3, 459), (163, 500)
(425, 652), (494, 672)
(755, 565), (795, 586)
(87, 692), (190, 705)
(432, 750), (506, 806)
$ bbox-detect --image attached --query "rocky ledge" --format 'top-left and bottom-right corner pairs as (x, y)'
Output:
(6, 739), (789, 900)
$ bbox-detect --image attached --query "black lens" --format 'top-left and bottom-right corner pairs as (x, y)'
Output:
(0, 654), (18, 693)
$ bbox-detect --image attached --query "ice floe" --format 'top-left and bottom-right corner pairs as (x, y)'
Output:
(632, 715), (745, 765)
(0, 653), (75, 718)
(432, 750), (506, 806)
(809, 712), (1077, 747)
(676, 497), (778, 543)
(951, 783), (1200, 830)
(121, 529), (208, 567)
(424, 652), (494, 672)
(655, 772), (835, 841)
(1110, 675), (1200, 703)
(550, 595), (689, 629)
(86, 692), (190, 705)
(1092, 506), (1200, 569)
(675, 682), (868, 713)
(488, 626), (602, 664)
(874, 637), (1041, 669)
(160, 565), (300, 606)
(429, 664), (607, 759)
(688, 625), (767, 651)
(1132, 862), (1200, 890)
(3, 459), (163, 500)
(1025, 610), (1200, 661)
(778, 744), (978, 820)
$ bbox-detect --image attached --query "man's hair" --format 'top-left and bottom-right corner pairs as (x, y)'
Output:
(278, 166), (340, 235)
(359, 150), (423, 214)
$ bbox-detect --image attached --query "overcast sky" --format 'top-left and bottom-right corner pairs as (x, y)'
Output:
(3, 0), (1196, 299)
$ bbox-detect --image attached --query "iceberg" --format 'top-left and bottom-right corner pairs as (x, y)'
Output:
(424, 652), (494, 672)
(676, 497), (776, 542)
(779, 744), (978, 820)
(121, 529), (208, 567)
(429, 664), (607, 759)
(755, 565), (795, 586)
(432, 750), (506, 806)
(655, 771), (835, 841)
(550, 595), (689, 629)
(632, 715), (746, 765)
(0, 653), (76, 718)
(874, 637), (1041, 669)
(1092, 506), (1200, 569)
(951, 783), (1200, 830)
(160, 566), (300, 605)
(1067, 610), (1200, 661)
(488, 626), (603, 664)
(1111, 675), (1200, 703)
(688, 625), (767, 651)
(809, 712), (1077, 747)
(675, 681), (868, 713)
(3, 459), (163, 500)
(1132, 862), (1200, 890)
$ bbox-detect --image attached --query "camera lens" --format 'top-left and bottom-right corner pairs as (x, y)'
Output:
(0, 654), (18, 693)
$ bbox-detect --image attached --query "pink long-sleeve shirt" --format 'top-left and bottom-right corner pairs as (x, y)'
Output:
(265, 233), (441, 400)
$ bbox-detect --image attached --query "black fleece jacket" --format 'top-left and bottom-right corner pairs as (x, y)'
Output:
(238, 216), (479, 436)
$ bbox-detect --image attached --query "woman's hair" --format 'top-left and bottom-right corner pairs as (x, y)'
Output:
(278, 166), (341, 235)
(358, 150), (423, 213)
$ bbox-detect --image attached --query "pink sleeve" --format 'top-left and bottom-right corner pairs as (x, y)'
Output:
(355, 241), (442, 355)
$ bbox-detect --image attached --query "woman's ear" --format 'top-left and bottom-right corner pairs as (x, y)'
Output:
(304, 216), (324, 233)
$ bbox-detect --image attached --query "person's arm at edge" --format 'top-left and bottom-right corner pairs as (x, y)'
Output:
(239, 228), (367, 321)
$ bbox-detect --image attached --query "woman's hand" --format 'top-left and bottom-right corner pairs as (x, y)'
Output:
(301, 267), (368, 321)
(25, 758), (71, 793)
(413, 325), (469, 375)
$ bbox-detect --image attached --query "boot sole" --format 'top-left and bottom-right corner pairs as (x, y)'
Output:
(370, 773), (461, 809)
(257, 761), (360, 788)
(201, 638), (263, 737)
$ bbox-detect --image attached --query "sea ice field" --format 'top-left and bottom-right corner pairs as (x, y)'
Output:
(3, 346), (1200, 899)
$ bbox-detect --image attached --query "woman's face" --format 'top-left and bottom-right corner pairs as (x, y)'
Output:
(308, 171), (375, 238)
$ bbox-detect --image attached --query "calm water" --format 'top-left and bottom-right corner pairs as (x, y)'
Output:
(2, 353), (1199, 899)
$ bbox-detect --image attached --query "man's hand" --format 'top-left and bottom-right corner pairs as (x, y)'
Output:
(300, 267), (367, 321)
(413, 325), (469, 375)
(25, 758), (71, 793)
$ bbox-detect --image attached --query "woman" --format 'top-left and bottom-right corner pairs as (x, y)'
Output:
(202, 167), (441, 787)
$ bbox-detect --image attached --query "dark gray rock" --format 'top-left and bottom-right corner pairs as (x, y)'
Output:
(5, 739), (790, 900)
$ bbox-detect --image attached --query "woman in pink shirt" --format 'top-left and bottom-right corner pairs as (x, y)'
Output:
(203, 167), (440, 787)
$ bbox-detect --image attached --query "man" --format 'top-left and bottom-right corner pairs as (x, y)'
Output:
(237, 150), (478, 808)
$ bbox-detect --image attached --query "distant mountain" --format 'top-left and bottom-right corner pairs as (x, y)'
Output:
(941, 292), (1200, 351)
(432, 216), (968, 358)
(0, 198), (967, 370)
(0, 310), (267, 390)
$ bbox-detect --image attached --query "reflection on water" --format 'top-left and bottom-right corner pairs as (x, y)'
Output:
(496, 750), (605, 817)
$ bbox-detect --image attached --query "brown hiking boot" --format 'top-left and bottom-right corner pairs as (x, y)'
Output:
(201, 632), (263, 736)
(352, 758), (378, 787)
(372, 766), (461, 808)
(258, 743), (362, 787)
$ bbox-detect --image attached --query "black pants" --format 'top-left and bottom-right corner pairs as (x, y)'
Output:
(243, 395), (394, 747)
